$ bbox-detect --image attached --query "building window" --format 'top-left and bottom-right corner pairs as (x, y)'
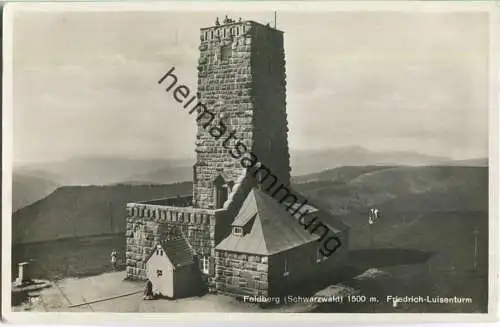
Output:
(316, 250), (327, 263)
(215, 184), (228, 209)
(156, 269), (163, 277)
(201, 256), (210, 274)
(233, 227), (243, 236)
(283, 256), (290, 277)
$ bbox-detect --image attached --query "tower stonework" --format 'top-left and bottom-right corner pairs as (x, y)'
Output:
(125, 17), (300, 290)
(193, 20), (291, 209)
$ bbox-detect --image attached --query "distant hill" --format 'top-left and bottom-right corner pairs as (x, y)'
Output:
(294, 166), (488, 215)
(12, 165), (488, 244)
(124, 166), (192, 185)
(290, 146), (487, 176)
(14, 156), (194, 186)
(293, 165), (393, 184)
(12, 173), (59, 212)
(10, 149), (486, 212)
(12, 182), (192, 244)
(13, 148), (486, 188)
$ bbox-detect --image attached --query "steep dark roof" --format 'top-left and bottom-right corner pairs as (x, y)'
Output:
(147, 236), (195, 268)
(216, 187), (320, 255)
(162, 236), (195, 267)
(286, 200), (350, 233)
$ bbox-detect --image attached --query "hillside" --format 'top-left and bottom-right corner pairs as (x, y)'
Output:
(14, 156), (194, 186)
(12, 165), (488, 245)
(290, 147), (486, 176)
(292, 165), (394, 184)
(12, 182), (192, 244)
(13, 148), (485, 188)
(12, 173), (59, 212)
(295, 166), (488, 215)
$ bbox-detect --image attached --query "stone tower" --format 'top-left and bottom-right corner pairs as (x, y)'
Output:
(193, 17), (291, 209)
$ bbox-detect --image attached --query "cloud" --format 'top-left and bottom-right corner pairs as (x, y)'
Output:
(11, 10), (489, 162)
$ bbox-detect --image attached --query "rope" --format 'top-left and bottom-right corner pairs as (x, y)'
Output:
(67, 290), (144, 308)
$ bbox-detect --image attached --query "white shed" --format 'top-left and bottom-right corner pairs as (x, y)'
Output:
(145, 236), (199, 299)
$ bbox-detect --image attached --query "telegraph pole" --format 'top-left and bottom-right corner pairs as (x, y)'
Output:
(473, 229), (479, 270)
(370, 223), (374, 246)
(274, 11), (277, 28)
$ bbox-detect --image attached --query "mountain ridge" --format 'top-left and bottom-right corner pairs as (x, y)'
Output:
(12, 146), (487, 211)
(12, 165), (487, 244)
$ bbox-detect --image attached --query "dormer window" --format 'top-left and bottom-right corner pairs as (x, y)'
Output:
(233, 227), (243, 236)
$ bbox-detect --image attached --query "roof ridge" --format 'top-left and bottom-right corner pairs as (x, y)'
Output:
(252, 210), (269, 254)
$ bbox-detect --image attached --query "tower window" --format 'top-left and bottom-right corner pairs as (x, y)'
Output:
(215, 184), (228, 209)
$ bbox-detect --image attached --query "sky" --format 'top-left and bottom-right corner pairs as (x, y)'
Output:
(12, 10), (490, 164)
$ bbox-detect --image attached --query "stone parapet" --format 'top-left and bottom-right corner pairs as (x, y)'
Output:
(125, 196), (219, 281)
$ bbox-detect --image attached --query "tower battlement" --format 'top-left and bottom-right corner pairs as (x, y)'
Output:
(193, 16), (291, 210)
(200, 17), (283, 42)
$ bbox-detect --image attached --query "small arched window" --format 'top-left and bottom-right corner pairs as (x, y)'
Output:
(221, 45), (232, 61)
(214, 175), (229, 209)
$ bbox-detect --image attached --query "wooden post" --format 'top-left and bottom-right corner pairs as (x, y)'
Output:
(473, 229), (479, 270)
(370, 223), (374, 246)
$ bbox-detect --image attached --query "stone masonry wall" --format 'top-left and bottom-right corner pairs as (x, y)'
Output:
(251, 24), (291, 187)
(194, 21), (290, 209)
(194, 22), (254, 209)
(215, 250), (269, 297)
(125, 200), (216, 281)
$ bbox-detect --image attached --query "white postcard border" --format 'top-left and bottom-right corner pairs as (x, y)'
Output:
(2, 1), (499, 324)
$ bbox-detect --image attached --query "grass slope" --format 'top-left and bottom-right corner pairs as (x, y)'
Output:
(295, 166), (487, 215)
(11, 165), (489, 312)
(12, 173), (60, 212)
(12, 182), (192, 244)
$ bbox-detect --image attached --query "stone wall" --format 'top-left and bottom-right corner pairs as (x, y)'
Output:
(214, 250), (269, 297)
(194, 21), (254, 209)
(125, 198), (217, 281)
(251, 24), (291, 187)
(193, 21), (290, 209)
